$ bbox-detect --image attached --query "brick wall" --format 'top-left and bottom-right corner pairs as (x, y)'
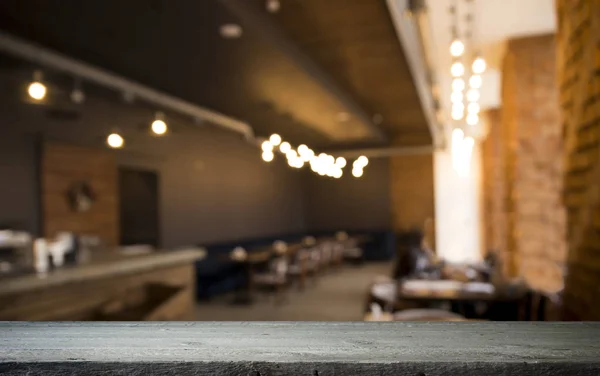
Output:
(488, 34), (567, 292)
(390, 153), (435, 241)
(557, 0), (600, 320)
(481, 109), (507, 255)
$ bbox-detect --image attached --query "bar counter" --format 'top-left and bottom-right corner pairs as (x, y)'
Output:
(0, 248), (205, 321)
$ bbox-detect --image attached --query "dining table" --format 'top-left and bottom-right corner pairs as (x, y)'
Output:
(397, 279), (526, 319)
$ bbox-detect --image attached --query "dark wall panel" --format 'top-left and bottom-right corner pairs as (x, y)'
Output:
(304, 158), (391, 232)
(0, 131), (38, 234)
(0, 85), (306, 248)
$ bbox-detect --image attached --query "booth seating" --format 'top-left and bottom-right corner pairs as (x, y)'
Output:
(195, 230), (394, 300)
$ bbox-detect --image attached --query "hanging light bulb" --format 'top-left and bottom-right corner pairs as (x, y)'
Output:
(269, 134), (282, 146)
(325, 154), (335, 166)
(466, 113), (479, 126)
(107, 133), (124, 149)
(467, 102), (480, 114)
(469, 75), (482, 89)
(335, 157), (347, 168)
(450, 39), (465, 57)
(472, 57), (487, 74)
(286, 150), (298, 160)
(451, 62), (465, 77)
(261, 140), (273, 152)
(451, 109), (464, 121)
(151, 112), (168, 135)
(452, 102), (465, 113)
(28, 70), (47, 101)
(297, 144), (309, 156)
(450, 91), (463, 104)
(355, 156), (369, 167)
(466, 89), (480, 102)
(352, 168), (364, 178)
(262, 151), (274, 162)
(301, 148), (314, 162)
(452, 78), (465, 92)
(333, 167), (343, 179)
(279, 141), (291, 153)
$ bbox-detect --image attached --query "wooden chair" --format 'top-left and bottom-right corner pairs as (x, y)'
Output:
(252, 256), (289, 304)
(520, 289), (563, 321)
(287, 247), (318, 290)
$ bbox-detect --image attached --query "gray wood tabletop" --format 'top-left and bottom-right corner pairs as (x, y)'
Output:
(1, 322), (599, 375)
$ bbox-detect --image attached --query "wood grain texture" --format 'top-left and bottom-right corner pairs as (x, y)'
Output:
(42, 142), (119, 245)
(1, 322), (599, 375)
(263, 0), (431, 143)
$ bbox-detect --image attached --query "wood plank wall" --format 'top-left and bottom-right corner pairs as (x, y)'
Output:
(41, 143), (119, 245)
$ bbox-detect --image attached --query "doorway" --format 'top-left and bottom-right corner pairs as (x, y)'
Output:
(118, 167), (160, 247)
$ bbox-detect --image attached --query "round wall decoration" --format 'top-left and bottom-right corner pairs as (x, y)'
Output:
(67, 181), (96, 212)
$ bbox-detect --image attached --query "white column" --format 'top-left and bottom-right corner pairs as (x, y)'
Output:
(434, 133), (482, 264)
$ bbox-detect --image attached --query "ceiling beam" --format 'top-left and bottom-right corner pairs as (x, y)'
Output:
(386, 0), (445, 148)
(219, 0), (388, 144)
(0, 31), (255, 141)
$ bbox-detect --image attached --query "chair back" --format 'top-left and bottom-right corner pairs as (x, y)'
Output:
(273, 240), (287, 255)
(270, 257), (288, 276)
(230, 246), (247, 261)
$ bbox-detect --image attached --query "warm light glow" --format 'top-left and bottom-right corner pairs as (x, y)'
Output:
(269, 134), (282, 146)
(466, 89), (480, 102)
(28, 82), (47, 100)
(450, 91), (463, 104)
(261, 140), (273, 152)
(466, 113), (479, 126)
(297, 144), (309, 155)
(151, 119), (167, 135)
(326, 154), (335, 165)
(333, 167), (343, 179)
(262, 151), (274, 162)
(469, 75), (482, 89)
(452, 102), (465, 113)
(451, 130), (474, 177)
(450, 39), (465, 57)
(107, 133), (124, 149)
(335, 157), (347, 168)
(279, 141), (291, 153)
(472, 57), (487, 74)
(452, 78), (465, 92)
(451, 62), (465, 77)
(467, 102), (480, 114)
(301, 148), (314, 162)
(451, 109), (464, 121)
(286, 149), (298, 160)
(355, 156), (368, 167)
(310, 157), (320, 172)
(352, 168), (363, 178)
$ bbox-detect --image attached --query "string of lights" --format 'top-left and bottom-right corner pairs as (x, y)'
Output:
(260, 134), (368, 179)
(449, 0), (486, 175)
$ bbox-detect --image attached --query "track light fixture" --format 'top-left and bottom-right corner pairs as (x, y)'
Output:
(28, 70), (47, 101)
(151, 112), (168, 135)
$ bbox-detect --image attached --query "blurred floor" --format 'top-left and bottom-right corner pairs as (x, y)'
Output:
(195, 262), (393, 321)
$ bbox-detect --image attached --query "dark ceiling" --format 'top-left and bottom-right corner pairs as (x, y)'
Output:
(0, 0), (431, 148)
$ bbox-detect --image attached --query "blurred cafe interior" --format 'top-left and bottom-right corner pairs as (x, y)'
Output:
(0, 0), (599, 322)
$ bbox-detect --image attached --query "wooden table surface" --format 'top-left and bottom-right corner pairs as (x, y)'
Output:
(398, 280), (522, 302)
(1, 322), (599, 375)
